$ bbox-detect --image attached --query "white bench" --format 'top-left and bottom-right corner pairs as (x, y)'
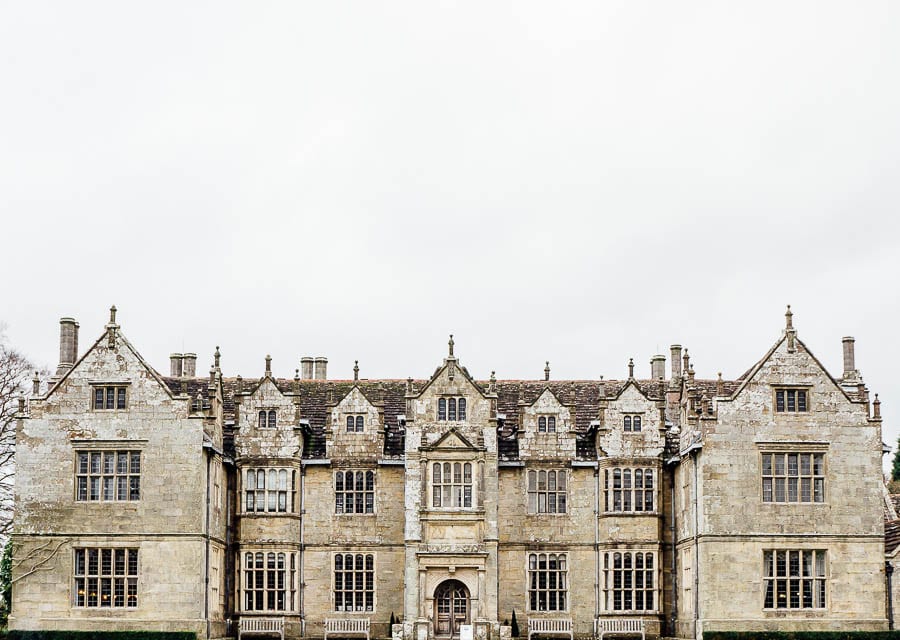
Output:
(238, 616), (285, 640)
(325, 617), (371, 640)
(528, 618), (573, 640)
(595, 618), (645, 640)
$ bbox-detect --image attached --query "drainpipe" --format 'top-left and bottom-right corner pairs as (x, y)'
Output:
(692, 449), (700, 639)
(887, 562), (894, 630)
(300, 465), (306, 637)
(204, 446), (212, 640)
(665, 456), (678, 638)
(595, 466), (600, 625)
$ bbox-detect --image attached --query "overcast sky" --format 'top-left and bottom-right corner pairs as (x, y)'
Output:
(2, 2), (899, 464)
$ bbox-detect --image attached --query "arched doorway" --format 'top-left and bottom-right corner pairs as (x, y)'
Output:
(434, 579), (470, 638)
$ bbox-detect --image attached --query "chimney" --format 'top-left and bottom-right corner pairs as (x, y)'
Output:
(842, 337), (856, 378)
(314, 357), (328, 380)
(670, 345), (682, 379)
(183, 353), (197, 377)
(170, 353), (184, 377)
(651, 355), (666, 381)
(56, 317), (79, 376)
(301, 357), (314, 380)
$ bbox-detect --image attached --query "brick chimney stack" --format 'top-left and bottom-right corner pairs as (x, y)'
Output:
(170, 353), (183, 377)
(842, 337), (857, 379)
(183, 353), (197, 377)
(56, 317), (79, 376)
(314, 357), (328, 380)
(651, 355), (666, 381)
(670, 345), (682, 379)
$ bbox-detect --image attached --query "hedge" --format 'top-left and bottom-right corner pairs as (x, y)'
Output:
(6, 632), (195, 640)
(706, 633), (900, 640)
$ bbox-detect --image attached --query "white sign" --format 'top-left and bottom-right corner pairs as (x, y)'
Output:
(460, 624), (474, 640)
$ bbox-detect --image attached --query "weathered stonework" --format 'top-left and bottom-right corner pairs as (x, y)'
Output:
(9, 309), (890, 640)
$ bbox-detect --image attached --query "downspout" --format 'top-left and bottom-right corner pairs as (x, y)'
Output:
(204, 448), (212, 640)
(667, 457), (678, 637)
(887, 561), (894, 630)
(692, 449), (700, 638)
(595, 466), (600, 624)
(300, 465), (306, 637)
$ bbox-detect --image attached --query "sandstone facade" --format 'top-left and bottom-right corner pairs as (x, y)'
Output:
(9, 308), (889, 640)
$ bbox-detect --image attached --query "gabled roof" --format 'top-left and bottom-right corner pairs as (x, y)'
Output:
(728, 333), (863, 405)
(46, 328), (177, 402)
(413, 358), (488, 398)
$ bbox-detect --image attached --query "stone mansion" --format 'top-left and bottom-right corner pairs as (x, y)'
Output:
(9, 306), (890, 639)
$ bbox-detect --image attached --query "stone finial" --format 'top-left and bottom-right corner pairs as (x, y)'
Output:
(682, 349), (690, 374)
(544, 361), (550, 381)
(209, 366), (216, 387)
(354, 360), (359, 381)
(236, 374), (243, 393)
(265, 354), (272, 376)
(293, 368), (300, 394)
(18, 393), (25, 414)
(448, 334), (455, 357)
(598, 376), (606, 399)
(107, 305), (119, 349)
(628, 358), (634, 379)
(32, 372), (40, 396)
(874, 394), (881, 420)
(214, 346), (221, 369)
(407, 377), (413, 393)
(701, 394), (710, 415)
(717, 372), (724, 396)
(785, 305), (797, 352)
(785, 304), (793, 330)
(687, 364), (695, 383)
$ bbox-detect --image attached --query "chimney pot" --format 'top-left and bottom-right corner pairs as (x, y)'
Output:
(301, 357), (314, 380)
(651, 354), (666, 381)
(842, 336), (856, 378)
(183, 353), (197, 377)
(314, 357), (328, 380)
(170, 353), (184, 377)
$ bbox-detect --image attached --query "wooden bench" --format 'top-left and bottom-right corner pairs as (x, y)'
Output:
(528, 618), (573, 640)
(595, 618), (645, 640)
(325, 617), (371, 640)
(238, 616), (285, 640)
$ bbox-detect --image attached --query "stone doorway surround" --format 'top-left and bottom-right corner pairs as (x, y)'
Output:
(434, 579), (470, 638)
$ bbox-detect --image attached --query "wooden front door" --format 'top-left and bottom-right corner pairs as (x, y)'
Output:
(434, 580), (469, 638)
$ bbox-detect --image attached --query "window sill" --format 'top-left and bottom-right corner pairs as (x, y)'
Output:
(601, 511), (659, 517)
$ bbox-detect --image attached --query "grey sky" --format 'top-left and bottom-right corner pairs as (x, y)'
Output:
(2, 3), (899, 463)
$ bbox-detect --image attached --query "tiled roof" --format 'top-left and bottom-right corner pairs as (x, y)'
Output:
(160, 375), (748, 460)
(887, 519), (900, 555)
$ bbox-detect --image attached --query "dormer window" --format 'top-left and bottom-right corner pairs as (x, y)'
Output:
(623, 415), (642, 432)
(346, 415), (364, 433)
(92, 386), (127, 410)
(537, 416), (557, 433)
(775, 388), (809, 413)
(258, 410), (277, 428)
(438, 397), (467, 422)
